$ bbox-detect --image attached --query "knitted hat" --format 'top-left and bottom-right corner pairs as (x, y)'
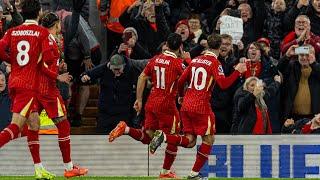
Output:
(257, 37), (271, 47)
(175, 19), (190, 31)
(109, 54), (125, 69)
(175, 19), (195, 40)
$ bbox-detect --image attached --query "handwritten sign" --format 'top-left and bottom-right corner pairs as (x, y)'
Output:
(220, 15), (243, 44)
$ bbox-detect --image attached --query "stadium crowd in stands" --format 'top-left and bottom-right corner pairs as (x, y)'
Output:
(0, 0), (320, 135)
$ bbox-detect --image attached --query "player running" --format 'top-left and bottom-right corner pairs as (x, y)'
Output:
(0, 0), (60, 148)
(26, 11), (88, 179)
(149, 34), (247, 179)
(0, 0), (87, 179)
(109, 33), (185, 179)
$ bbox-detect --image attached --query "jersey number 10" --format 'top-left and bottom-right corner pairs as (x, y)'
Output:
(189, 67), (207, 90)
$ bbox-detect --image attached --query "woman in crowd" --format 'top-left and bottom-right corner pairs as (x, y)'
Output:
(235, 76), (281, 134)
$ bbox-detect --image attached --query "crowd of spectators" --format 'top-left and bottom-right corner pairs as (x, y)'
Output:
(1, 0), (320, 135)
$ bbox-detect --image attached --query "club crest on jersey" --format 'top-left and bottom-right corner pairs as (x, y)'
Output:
(218, 65), (224, 75)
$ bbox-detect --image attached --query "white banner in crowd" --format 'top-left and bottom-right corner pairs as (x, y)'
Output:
(220, 15), (243, 44)
(0, 135), (319, 178)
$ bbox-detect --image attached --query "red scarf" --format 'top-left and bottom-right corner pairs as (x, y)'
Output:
(150, 23), (157, 32)
(302, 124), (312, 134)
(253, 106), (272, 134)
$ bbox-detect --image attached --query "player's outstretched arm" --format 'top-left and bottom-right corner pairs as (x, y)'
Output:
(215, 71), (240, 90)
(216, 62), (246, 89)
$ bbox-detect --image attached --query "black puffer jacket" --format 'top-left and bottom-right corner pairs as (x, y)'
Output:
(263, 8), (288, 59)
(241, 0), (266, 47)
(212, 55), (243, 133)
(307, 7), (320, 36)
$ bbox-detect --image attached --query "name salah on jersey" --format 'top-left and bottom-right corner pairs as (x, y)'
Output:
(11, 30), (40, 37)
(155, 58), (170, 65)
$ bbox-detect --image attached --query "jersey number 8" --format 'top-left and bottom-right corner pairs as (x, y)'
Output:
(16, 40), (30, 66)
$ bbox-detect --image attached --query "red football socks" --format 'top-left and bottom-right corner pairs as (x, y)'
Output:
(166, 134), (190, 148)
(162, 144), (178, 170)
(56, 120), (71, 163)
(128, 128), (151, 144)
(27, 130), (41, 164)
(192, 143), (212, 172)
(0, 123), (20, 148)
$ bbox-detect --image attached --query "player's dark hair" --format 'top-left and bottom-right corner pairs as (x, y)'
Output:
(22, 0), (41, 20)
(167, 33), (182, 51)
(207, 34), (222, 50)
(41, 12), (59, 28)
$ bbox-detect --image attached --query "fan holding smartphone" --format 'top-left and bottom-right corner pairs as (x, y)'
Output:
(118, 27), (138, 57)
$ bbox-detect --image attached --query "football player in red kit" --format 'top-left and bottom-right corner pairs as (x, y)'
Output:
(26, 11), (88, 179)
(109, 33), (185, 179)
(0, 0), (60, 148)
(0, 1), (87, 179)
(149, 34), (247, 179)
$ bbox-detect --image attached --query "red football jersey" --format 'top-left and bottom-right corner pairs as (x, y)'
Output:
(143, 50), (184, 113)
(244, 61), (262, 78)
(38, 34), (61, 95)
(180, 51), (226, 114)
(0, 20), (56, 91)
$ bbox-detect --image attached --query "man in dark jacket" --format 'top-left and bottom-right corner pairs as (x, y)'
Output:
(212, 34), (242, 133)
(279, 44), (320, 121)
(0, 71), (11, 131)
(81, 54), (149, 134)
(237, 1), (266, 47)
(119, 0), (170, 56)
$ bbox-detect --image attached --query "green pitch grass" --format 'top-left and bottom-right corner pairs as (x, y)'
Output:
(0, 177), (307, 180)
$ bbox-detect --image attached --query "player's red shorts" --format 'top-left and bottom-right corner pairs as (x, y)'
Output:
(181, 111), (216, 136)
(10, 88), (36, 118)
(144, 109), (180, 134)
(33, 94), (67, 119)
